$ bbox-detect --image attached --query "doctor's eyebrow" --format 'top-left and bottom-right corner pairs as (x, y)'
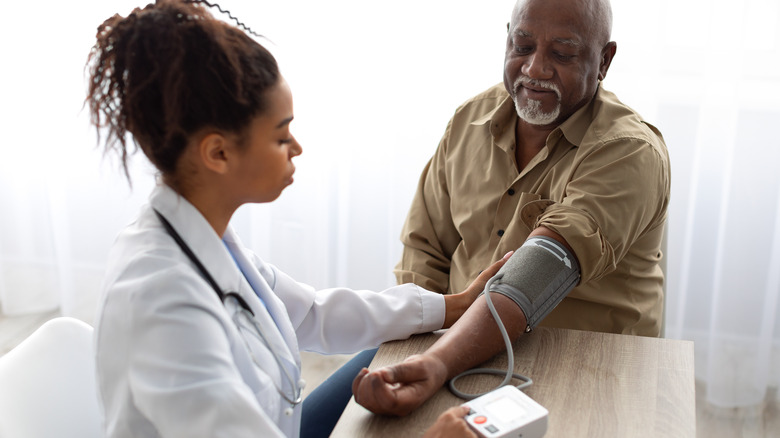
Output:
(276, 116), (294, 129)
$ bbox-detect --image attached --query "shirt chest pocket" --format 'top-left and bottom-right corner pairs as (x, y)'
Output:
(517, 197), (556, 232)
(494, 191), (542, 234)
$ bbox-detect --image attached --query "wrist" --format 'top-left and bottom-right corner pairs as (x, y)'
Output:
(442, 293), (468, 328)
(412, 352), (449, 387)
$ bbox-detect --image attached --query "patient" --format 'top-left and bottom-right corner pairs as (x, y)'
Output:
(354, 0), (670, 427)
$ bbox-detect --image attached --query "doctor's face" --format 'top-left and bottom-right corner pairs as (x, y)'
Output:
(231, 78), (303, 204)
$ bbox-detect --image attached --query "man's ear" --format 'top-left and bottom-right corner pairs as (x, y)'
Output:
(598, 41), (617, 81)
(199, 132), (230, 174)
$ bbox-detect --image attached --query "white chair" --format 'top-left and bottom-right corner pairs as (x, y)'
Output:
(0, 317), (103, 438)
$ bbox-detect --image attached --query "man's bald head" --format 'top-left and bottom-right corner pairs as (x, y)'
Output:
(511, 0), (613, 47)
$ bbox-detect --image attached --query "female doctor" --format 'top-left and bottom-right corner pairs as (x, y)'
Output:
(86, 1), (507, 437)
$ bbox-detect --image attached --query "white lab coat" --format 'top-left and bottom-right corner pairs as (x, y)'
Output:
(94, 184), (446, 437)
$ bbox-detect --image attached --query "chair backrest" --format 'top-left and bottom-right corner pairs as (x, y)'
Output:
(0, 317), (102, 438)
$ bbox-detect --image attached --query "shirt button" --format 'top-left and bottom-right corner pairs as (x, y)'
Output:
(497, 230), (505, 237)
(508, 189), (515, 196)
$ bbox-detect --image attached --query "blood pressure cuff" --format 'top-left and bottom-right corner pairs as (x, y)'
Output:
(488, 236), (581, 331)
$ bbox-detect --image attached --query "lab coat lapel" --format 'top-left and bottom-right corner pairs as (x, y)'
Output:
(149, 185), (299, 370)
(149, 185), (238, 290)
(222, 228), (301, 370)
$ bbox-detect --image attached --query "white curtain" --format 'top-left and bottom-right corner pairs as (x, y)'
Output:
(1, 0), (777, 409)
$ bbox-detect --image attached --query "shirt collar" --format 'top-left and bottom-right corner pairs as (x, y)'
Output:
(554, 83), (604, 147)
(471, 83), (604, 150)
(471, 93), (516, 128)
(472, 94), (519, 153)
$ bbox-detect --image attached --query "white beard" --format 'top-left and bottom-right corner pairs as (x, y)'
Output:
(515, 98), (561, 126)
(512, 76), (562, 125)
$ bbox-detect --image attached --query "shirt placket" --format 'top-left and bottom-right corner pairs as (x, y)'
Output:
(490, 120), (523, 249)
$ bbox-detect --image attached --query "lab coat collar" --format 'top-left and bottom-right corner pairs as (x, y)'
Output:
(148, 184), (246, 300)
(148, 184), (300, 368)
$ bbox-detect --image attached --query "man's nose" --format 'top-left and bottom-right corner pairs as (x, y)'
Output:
(522, 52), (553, 80)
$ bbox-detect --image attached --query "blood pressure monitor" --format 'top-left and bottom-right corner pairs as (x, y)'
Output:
(463, 385), (548, 438)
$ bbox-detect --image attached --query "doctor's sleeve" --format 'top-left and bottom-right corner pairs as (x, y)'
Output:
(264, 262), (445, 354)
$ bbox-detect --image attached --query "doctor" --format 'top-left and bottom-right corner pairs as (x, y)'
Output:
(86, 1), (507, 437)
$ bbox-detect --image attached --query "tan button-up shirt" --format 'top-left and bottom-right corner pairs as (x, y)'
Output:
(395, 83), (670, 336)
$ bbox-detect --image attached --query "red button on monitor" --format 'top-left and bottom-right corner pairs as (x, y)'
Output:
(474, 416), (488, 424)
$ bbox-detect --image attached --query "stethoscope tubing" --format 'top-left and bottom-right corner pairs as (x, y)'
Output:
(153, 208), (302, 409)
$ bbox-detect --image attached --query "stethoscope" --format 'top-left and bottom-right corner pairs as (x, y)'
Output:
(154, 209), (303, 416)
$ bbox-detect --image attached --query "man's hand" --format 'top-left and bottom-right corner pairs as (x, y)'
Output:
(351, 354), (448, 416)
(353, 252), (518, 417)
(423, 406), (477, 438)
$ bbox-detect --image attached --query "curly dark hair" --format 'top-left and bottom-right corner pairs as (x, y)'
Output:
(85, 0), (279, 180)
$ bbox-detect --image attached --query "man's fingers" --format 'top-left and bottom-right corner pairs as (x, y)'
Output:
(353, 366), (419, 416)
(353, 368), (402, 414)
(352, 367), (369, 398)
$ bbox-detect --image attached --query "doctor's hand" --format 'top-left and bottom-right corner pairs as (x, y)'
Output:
(352, 353), (447, 417)
(442, 251), (512, 328)
(423, 406), (477, 438)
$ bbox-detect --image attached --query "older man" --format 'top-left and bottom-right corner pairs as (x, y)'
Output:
(353, 0), (670, 426)
(396, 0), (669, 337)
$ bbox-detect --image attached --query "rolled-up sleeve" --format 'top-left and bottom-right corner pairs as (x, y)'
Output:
(521, 137), (669, 283)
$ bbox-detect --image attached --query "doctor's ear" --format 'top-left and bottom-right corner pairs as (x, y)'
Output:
(199, 133), (230, 175)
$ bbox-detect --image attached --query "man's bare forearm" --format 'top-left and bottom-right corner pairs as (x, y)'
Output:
(425, 293), (528, 379)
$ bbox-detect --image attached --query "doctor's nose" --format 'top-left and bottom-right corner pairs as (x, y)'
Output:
(290, 136), (302, 158)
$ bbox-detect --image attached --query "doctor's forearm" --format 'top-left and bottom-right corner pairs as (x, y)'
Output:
(440, 252), (513, 328)
(441, 293), (470, 328)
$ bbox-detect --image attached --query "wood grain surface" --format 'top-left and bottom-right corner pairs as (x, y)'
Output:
(332, 327), (695, 437)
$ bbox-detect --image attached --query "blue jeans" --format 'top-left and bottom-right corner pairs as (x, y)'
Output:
(299, 348), (378, 438)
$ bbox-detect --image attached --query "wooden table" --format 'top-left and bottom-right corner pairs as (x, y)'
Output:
(332, 327), (695, 437)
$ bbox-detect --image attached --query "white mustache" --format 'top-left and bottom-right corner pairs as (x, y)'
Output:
(514, 76), (561, 99)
